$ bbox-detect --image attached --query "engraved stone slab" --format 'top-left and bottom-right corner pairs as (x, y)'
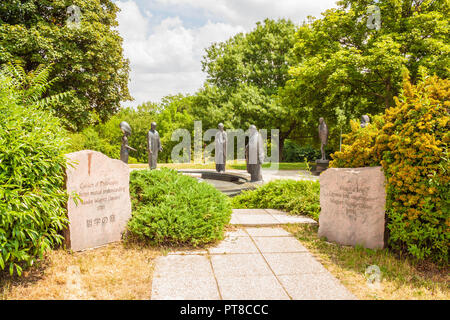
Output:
(64, 150), (132, 251)
(318, 166), (386, 249)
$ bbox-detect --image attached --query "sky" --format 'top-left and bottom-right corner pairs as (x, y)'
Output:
(113, 0), (339, 107)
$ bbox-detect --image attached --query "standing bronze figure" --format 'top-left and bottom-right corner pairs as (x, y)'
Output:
(119, 121), (136, 164)
(318, 117), (329, 161)
(147, 122), (162, 169)
(245, 125), (264, 182)
(215, 123), (227, 173)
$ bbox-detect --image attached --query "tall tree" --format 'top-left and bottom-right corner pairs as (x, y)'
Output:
(0, 0), (132, 131)
(281, 0), (449, 147)
(199, 19), (299, 159)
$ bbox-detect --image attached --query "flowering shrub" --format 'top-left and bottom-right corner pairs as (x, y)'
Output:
(330, 114), (384, 168)
(331, 75), (449, 264)
(376, 75), (449, 264)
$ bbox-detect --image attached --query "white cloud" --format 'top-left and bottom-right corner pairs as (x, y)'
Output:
(156, 0), (338, 27)
(115, 0), (338, 106)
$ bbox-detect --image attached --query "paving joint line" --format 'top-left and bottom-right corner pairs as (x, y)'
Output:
(206, 253), (223, 300)
(243, 228), (293, 300)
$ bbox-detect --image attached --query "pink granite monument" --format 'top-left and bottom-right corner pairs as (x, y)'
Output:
(64, 150), (132, 251)
(318, 166), (386, 249)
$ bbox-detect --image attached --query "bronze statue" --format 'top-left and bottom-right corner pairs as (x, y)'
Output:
(318, 117), (328, 161)
(147, 122), (162, 169)
(119, 121), (136, 164)
(215, 123), (227, 173)
(360, 115), (370, 128)
(245, 125), (264, 182)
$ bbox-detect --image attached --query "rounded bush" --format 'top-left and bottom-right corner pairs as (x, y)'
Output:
(127, 168), (232, 246)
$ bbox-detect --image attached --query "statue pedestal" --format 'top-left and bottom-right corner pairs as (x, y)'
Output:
(312, 159), (329, 176)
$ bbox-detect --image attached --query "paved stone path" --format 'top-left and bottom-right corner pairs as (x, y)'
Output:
(151, 209), (356, 300)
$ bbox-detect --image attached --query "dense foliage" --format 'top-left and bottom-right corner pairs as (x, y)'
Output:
(281, 0), (449, 147)
(0, 0), (131, 131)
(331, 75), (449, 264)
(232, 179), (320, 221)
(66, 94), (195, 163)
(330, 114), (385, 168)
(127, 169), (232, 246)
(0, 64), (69, 276)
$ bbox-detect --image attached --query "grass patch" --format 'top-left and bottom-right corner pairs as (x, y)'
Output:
(129, 162), (311, 171)
(284, 224), (450, 300)
(0, 242), (161, 300)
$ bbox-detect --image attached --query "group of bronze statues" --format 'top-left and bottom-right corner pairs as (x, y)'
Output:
(119, 121), (162, 169)
(213, 123), (265, 182)
(120, 115), (370, 180)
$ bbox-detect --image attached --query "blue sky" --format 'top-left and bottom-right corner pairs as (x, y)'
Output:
(113, 0), (339, 107)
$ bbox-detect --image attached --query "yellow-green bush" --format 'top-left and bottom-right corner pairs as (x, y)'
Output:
(376, 75), (449, 264)
(330, 114), (384, 168)
(331, 75), (449, 265)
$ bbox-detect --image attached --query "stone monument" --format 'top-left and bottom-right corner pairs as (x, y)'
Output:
(245, 125), (264, 182)
(147, 122), (162, 169)
(318, 166), (386, 249)
(64, 150), (132, 251)
(215, 123), (227, 173)
(119, 121), (136, 164)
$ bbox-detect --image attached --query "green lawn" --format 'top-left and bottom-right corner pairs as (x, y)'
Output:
(129, 162), (312, 171)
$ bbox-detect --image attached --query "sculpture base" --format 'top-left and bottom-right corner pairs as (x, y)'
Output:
(311, 160), (329, 176)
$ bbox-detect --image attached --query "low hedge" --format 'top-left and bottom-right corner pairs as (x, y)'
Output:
(127, 168), (232, 246)
(231, 179), (320, 220)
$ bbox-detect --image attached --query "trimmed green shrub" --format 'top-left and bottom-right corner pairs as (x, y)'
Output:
(127, 168), (232, 246)
(283, 140), (320, 162)
(232, 179), (320, 220)
(0, 65), (69, 276)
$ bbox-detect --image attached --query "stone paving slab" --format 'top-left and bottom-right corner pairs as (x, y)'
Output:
(262, 252), (328, 275)
(211, 253), (273, 279)
(217, 275), (290, 300)
(252, 236), (309, 253)
(152, 276), (220, 300)
(208, 235), (259, 254)
(278, 274), (356, 300)
(233, 213), (280, 226)
(231, 209), (317, 226)
(245, 227), (292, 237)
(151, 226), (356, 300)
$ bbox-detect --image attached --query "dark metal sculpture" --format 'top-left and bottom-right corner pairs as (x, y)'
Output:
(119, 121), (136, 164)
(215, 123), (227, 173)
(245, 125), (264, 182)
(147, 122), (162, 169)
(318, 117), (329, 161)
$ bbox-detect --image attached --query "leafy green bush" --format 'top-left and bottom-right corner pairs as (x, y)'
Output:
(0, 64), (69, 276)
(283, 140), (320, 162)
(232, 179), (320, 220)
(127, 168), (232, 246)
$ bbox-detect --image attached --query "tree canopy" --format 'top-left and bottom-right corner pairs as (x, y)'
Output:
(0, 0), (132, 131)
